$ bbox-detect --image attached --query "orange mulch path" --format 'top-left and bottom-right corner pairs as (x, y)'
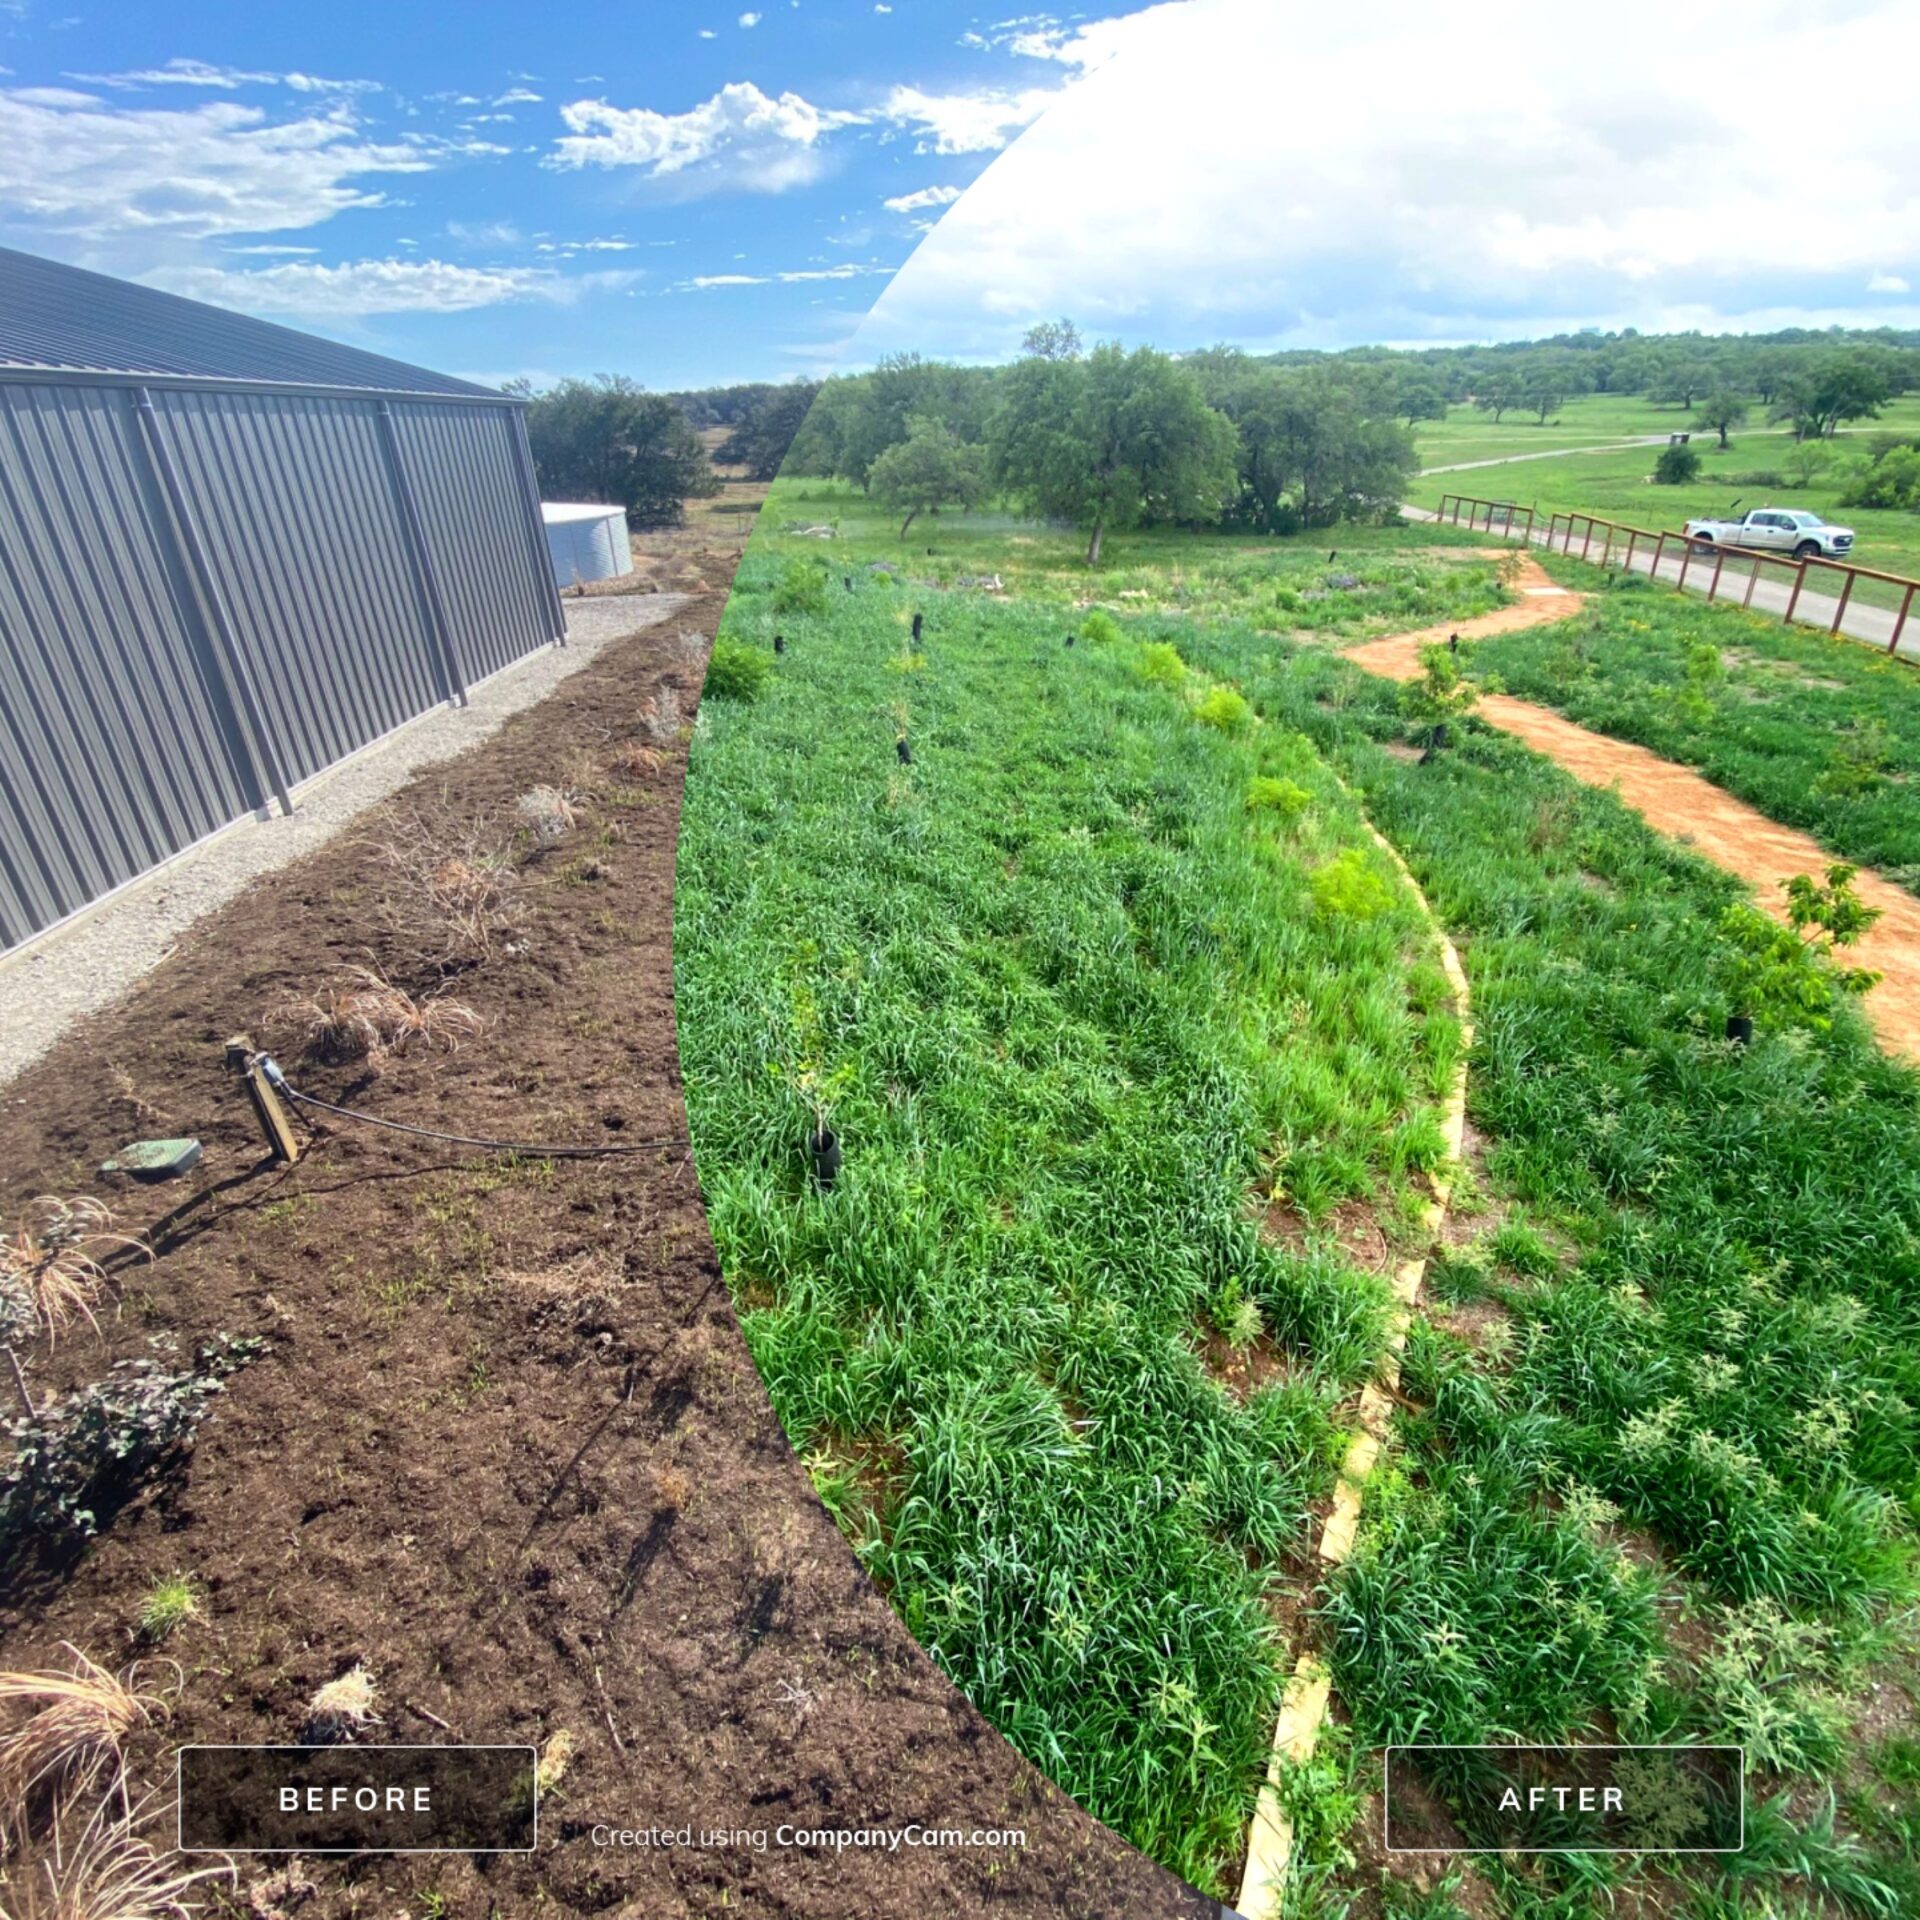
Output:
(1342, 557), (1920, 1061)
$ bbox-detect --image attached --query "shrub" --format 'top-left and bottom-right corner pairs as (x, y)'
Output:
(1, 1337), (262, 1549)
(1079, 610), (1122, 646)
(1310, 846), (1396, 920)
(772, 557), (830, 616)
(1134, 641), (1190, 688)
(1246, 776), (1312, 820)
(1654, 443), (1702, 485)
(1193, 686), (1253, 733)
(703, 638), (775, 703)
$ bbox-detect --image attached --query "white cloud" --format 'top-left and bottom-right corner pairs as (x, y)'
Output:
(67, 58), (377, 94)
(1869, 271), (1911, 294)
(861, 0), (1920, 358)
(883, 183), (962, 214)
(739, 9), (762, 23)
(698, 28), (717, 37)
(149, 257), (629, 316)
(494, 87), (542, 105)
(690, 272), (768, 287)
(879, 82), (1058, 154)
(875, 3), (892, 10)
(548, 82), (864, 195)
(0, 84), (437, 242)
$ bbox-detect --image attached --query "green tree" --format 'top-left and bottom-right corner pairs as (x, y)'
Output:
(1692, 390), (1750, 450)
(1654, 442), (1702, 485)
(1472, 372), (1523, 424)
(993, 340), (1236, 565)
(522, 376), (717, 528)
(1395, 371), (1448, 429)
(716, 380), (820, 480)
(868, 416), (989, 538)
(1771, 355), (1893, 440)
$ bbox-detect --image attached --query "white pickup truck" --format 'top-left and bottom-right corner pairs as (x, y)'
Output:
(1683, 507), (1855, 560)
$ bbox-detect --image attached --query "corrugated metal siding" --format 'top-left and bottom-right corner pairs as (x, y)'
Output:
(151, 388), (450, 787)
(391, 401), (561, 681)
(0, 245), (495, 397)
(0, 383), (253, 949)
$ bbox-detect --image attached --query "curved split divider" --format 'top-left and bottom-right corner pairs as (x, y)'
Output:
(1236, 810), (1474, 1920)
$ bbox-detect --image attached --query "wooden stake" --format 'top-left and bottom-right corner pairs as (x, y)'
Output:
(224, 1036), (301, 1165)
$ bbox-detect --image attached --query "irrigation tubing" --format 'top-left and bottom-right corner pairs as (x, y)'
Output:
(268, 1069), (683, 1160)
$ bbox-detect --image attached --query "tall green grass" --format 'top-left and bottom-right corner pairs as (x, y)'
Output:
(1174, 618), (1918, 1913)
(674, 522), (1471, 1890)
(1468, 571), (1920, 887)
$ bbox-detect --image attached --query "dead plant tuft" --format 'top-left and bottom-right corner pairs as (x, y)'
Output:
(267, 967), (480, 1068)
(300, 1665), (379, 1746)
(1, 1793), (234, 1920)
(0, 1200), (149, 1349)
(362, 795), (524, 967)
(514, 786), (579, 848)
(637, 688), (684, 745)
(0, 1646), (163, 1836)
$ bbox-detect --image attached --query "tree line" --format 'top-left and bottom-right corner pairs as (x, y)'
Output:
(515, 322), (1920, 534)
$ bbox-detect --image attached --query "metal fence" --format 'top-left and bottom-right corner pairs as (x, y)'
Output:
(1432, 494), (1537, 539)
(1539, 511), (1920, 661)
(0, 372), (564, 953)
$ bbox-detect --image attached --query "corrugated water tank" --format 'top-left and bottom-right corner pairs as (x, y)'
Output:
(542, 501), (632, 585)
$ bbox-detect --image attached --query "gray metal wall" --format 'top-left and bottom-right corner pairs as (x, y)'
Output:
(0, 376), (561, 952)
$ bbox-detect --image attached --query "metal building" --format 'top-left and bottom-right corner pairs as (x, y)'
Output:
(0, 244), (565, 953)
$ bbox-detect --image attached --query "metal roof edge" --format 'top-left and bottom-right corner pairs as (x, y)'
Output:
(0, 364), (526, 407)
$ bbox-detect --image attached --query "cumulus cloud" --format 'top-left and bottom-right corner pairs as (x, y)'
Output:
(883, 183), (962, 214)
(147, 257), (627, 316)
(860, 0), (1920, 359)
(878, 82), (1058, 154)
(1869, 271), (1911, 294)
(0, 84), (435, 242)
(548, 81), (864, 195)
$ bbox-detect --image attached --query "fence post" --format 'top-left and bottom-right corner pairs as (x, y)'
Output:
(1709, 548), (1726, 602)
(1894, 583), (1917, 658)
(127, 387), (294, 818)
(1580, 518), (1595, 562)
(1676, 536), (1692, 590)
(1829, 568), (1855, 637)
(1743, 560), (1760, 610)
(1784, 558), (1808, 626)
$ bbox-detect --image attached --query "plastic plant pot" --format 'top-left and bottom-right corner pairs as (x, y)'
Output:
(911, 612), (924, 642)
(809, 1124), (842, 1190)
(1726, 1014), (1754, 1045)
(896, 737), (913, 765)
(774, 634), (785, 654)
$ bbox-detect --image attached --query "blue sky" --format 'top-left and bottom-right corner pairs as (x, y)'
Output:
(0, 0), (1090, 388)
(2, 0), (1915, 396)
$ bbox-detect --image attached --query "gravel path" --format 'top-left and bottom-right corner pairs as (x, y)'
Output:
(0, 594), (690, 1089)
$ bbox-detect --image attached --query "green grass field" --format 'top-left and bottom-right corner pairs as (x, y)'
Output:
(675, 490), (1485, 1892)
(1411, 396), (1920, 581)
(681, 484), (1920, 1915)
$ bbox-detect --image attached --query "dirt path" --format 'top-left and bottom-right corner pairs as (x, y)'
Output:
(1343, 559), (1920, 1061)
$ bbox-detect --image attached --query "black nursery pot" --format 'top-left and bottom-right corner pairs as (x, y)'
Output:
(1726, 1013), (1754, 1045)
(809, 1124), (842, 1189)
(911, 612), (924, 641)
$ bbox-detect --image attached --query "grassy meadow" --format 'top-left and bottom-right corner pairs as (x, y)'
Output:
(679, 480), (1920, 1915)
(1409, 395), (1920, 583)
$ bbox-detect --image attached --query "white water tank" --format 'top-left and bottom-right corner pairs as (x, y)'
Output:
(541, 502), (633, 586)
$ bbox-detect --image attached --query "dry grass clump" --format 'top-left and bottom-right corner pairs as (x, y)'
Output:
(268, 966), (480, 1068)
(637, 688), (685, 745)
(607, 742), (666, 782)
(363, 796), (524, 966)
(300, 1665), (379, 1746)
(533, 1729), (576, 1797)
(514, 785), (579, 848)
(0, 1648), (162, 1838)
(1, 1793), (233, 1920)
(0, 1200), (149, 1349)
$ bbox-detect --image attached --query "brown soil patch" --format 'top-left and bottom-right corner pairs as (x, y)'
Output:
(0, 579), (1207, 1916)
(1343, 562), (1920, 1061)
(1198, 1327), (1295, 1400)
(1263, 1194), (1399, 1275)
(1340, 556), (1579, 681)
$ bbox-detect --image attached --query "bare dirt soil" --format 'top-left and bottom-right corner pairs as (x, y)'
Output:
(0, 551), (1210, 1918)
(1343, 558), (1920, 1061)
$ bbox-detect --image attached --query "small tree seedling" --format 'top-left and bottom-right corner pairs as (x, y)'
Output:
(1723, 862), (1882, 1034)
(1400, 643), (1484, 759)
